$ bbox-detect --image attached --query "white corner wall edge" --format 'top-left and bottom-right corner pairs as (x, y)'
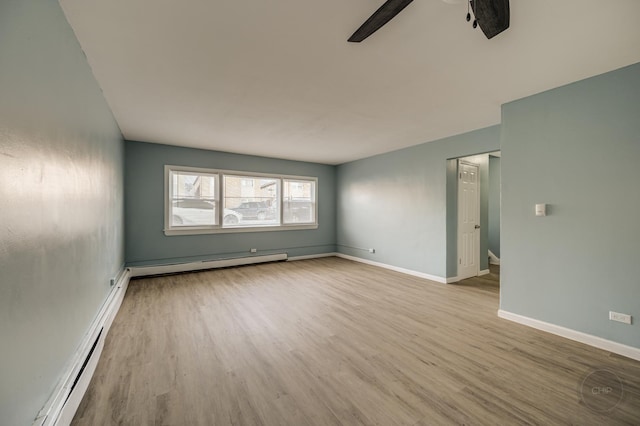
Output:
(498, 310), (640, 362)
(335, 253), (447, 284)
(128, 253), (288, 278)
(34, 268), (131, 426)
(488, 250), (500, 265)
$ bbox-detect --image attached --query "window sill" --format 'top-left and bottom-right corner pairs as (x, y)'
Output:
(164, 223), (319, 236)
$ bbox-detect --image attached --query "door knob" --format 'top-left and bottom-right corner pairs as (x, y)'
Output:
(475, 225), (480, 229)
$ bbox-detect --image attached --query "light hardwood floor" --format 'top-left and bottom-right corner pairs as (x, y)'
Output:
(72, 257), (640, 425)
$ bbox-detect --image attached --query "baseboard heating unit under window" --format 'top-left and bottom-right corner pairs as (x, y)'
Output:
(128, 253), (288, 278)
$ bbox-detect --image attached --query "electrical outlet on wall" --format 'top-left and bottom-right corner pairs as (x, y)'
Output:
(609, 311), (632, 325)
(250, 248), (257, 253)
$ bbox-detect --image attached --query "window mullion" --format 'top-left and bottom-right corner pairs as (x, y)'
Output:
(218, 173), (223, 227)
(278, 178), (284, 225)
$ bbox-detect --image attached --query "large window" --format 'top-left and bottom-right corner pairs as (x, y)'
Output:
(223, 175), (280, 227)
(168, 170), (218, 227)
(165, 166), (317, 235)
(283, 179), (315, 224)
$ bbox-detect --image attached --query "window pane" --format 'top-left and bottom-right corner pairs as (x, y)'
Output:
(170, 171), (217, 227)
(223, 175), (279, 227)
(283, 179), (316, 224)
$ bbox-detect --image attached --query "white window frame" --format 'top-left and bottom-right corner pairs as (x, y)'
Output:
(164, 165), (318, 236)
(282, 178), (317, 225)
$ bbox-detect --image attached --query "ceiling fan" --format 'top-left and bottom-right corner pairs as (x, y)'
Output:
(348, 0), (510, 42)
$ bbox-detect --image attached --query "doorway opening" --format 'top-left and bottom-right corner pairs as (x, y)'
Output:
(447, 151), (501, 284)
(458, 161), (480, 280)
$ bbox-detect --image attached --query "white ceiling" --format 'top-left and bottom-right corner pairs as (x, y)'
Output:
(60, 0), (640, 165)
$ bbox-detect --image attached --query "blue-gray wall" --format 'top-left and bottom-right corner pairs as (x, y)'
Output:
(488, 156), (501, 258)
(125, 141), (336, 266)
(337, 126), (500, 279)
(0, 1), (125, 425)
(501, 62), (640, 348)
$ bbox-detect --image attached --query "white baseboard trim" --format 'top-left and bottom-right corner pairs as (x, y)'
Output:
(498, 310), (640, 362)
(34, 268), (131, 426)
(288, 252), (338, 261)
(335, 253), (447, 284)
(128, 253), (288, 278)
(446, 269), (491, 283)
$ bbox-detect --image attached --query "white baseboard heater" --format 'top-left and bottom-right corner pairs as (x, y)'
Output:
(52, 328), (104, 425)
(35, 269), (131, 426)
(128, 253), (288, 278)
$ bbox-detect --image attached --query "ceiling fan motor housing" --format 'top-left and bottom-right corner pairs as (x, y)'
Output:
(471, 0), (510, 39)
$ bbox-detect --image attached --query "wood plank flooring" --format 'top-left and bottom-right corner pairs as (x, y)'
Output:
(72, 257), (640, 425)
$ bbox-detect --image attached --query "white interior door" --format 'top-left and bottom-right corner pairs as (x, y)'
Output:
(458, 161), (480, 280)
